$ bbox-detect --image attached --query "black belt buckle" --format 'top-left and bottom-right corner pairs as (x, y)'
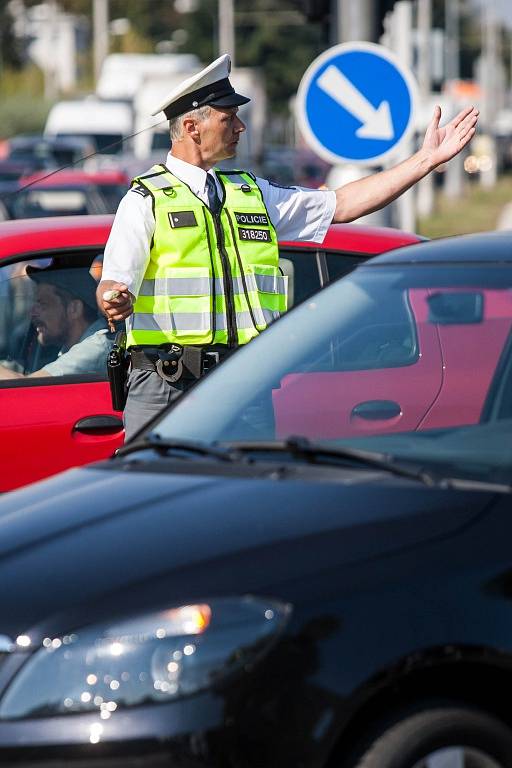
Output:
(202, 350), (220, 374)
(156, 344), (184, 382)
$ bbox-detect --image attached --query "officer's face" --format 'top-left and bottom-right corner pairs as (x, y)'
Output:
(201, 107), (246, 162)
(31, 284), (68, 347)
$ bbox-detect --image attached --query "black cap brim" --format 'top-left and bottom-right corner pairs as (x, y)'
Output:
(162, 77), (251, 119)
(209, 92), (251, 108)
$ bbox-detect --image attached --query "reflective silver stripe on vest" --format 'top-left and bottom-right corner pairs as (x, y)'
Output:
(139, 277), (210, 296)
(250, 306), (280, 327)
(146, 174), (174, 191)
(132, 308), (278, 332)
(222, 274), (285, 295)
(139, 274), (284, 298)
(254, 273), (286, 293)
(219, 173), (248, 187)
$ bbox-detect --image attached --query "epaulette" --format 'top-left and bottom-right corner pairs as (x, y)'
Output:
(130, 184), (150, 198)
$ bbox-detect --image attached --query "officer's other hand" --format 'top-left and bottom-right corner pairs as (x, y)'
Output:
(97, 280), (134, 322)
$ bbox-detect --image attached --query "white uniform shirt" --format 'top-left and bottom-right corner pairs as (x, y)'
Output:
(102, 152), (336, 297)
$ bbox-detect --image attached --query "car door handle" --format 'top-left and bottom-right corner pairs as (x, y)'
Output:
(73, 415), (124, 434)
(351, 400), (401, 420)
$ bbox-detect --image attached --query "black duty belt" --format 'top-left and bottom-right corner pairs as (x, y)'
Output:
(129, 344), (234, 383)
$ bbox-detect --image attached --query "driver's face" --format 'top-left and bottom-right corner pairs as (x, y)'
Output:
(31, 284), (67, 347)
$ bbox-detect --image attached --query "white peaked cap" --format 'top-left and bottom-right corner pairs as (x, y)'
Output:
(151, 54), (250, 118)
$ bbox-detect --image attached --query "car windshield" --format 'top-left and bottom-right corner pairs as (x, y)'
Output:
(147, 261), (512, 485)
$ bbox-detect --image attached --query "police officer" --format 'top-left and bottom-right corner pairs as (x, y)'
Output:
(98, 54), (478, 440)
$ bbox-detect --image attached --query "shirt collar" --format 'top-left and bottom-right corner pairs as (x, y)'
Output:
(165, 153), (215, 197)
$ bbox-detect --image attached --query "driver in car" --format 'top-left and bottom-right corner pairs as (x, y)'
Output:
(0, 264), (114, 379)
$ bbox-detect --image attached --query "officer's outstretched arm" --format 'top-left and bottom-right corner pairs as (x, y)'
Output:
(332, 105), (479, 224)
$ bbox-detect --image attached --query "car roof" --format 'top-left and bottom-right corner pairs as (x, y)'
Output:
(0, 215), (422, 263)
(280, 223), (424, 253)
(0, 215), (114, 260)
(20, 169), (130, 187)
(8, 134), (89, 149)
(368, 230), (512, 265)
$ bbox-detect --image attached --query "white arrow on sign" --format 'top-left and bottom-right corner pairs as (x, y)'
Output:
(317, 65), (395, 141)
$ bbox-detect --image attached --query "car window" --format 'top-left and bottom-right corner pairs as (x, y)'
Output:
(10, 189), (97, 218)
(0, 252), (111, 386)
(151, 132), (171, 151)
(278, 247), (321, 308)
(326, 251), (368, 282)
(89, 134), (124, 154)
(308, 289), (418, 373)
(98, 184), (129, 212)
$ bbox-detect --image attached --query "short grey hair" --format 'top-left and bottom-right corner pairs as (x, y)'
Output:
(169, 105), (212, 142)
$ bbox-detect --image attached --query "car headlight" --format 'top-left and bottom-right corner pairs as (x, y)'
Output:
(0, 596), (291, 720)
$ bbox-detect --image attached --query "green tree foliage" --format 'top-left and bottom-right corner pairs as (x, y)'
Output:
(176, 0), (325, 114)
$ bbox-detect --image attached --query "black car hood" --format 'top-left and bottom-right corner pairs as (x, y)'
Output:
(0, 463), (496, 637)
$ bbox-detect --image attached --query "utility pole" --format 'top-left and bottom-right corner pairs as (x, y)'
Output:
(93, 0), (109, 87)
(416, 0), (434, 218)
(218, 0), (235, 64)
(44, 0), (59, 100)
(444, 0), (464, 199)
(445, 0), (459, 84)
(480, 0), (499, 188)
(390, 1), (416, 232)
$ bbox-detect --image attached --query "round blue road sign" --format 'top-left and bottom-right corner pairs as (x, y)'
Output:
(296, 42), (418, 166)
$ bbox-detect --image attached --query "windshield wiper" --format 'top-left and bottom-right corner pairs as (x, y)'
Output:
(436, 476), (512, 493)
(115, 433), (237, 462)
(227, 436), (436, 485)
(116, 433), (434, 484)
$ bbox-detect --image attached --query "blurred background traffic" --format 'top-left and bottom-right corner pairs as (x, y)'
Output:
(0, 0), (510, 236)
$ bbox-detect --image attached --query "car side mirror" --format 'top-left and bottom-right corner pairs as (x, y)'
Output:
(427, 291), (483, 325)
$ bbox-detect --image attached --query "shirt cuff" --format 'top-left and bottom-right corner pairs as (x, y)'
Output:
(99, 271), (138, 297)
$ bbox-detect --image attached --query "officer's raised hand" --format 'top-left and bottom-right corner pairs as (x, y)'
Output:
(422, 105), (479, 168)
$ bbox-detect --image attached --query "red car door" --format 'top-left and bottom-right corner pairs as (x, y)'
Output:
(1, 380), (123, 491)
(273, 289), (444, 439)
(419, 289), (512, 429)
(0, 251), (124, 492)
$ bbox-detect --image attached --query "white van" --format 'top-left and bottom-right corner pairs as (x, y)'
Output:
(132, 69), (202, 159)
(96, 53), (201, 101)
(44, 97), (133, 158)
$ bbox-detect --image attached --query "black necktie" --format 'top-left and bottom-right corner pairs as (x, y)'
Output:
(206, 175), (221, 214)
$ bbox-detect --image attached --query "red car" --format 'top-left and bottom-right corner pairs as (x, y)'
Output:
(1, 169), (129, 218)
(0, 215), (422, 492)
(273, 286), (512, 439)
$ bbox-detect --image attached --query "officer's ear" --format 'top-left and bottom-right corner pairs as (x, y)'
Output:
(182, 115), (201, 142)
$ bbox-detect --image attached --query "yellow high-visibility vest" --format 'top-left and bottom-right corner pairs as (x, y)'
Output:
(126, 166), (287, 348)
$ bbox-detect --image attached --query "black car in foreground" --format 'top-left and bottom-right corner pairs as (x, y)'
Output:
(3, 233), (512, 767)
